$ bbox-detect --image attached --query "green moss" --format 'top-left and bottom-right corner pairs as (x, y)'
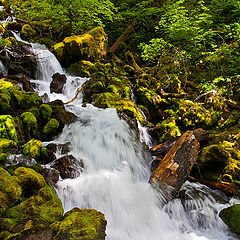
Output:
(0, 115), (18, 143)
(21, 24), (37, 40)
(54, 208), (106, 240)
(223, 160), (240, 181)
(14, 167), (45, 193)
(0, 93), (11, 112)
(29, 107), (40, 119)
(67, 60), (95, 77)
(22, 92), (42, 109)
(53, 42), (65, 61)
(156, 117), (182, 143)
(178, 100), (215, 128)
(93, 92), (145, 123)
(39, 104), (52, 122)
(7, 185), (63, 223)
(135, 87), (165, 113)
(0, 138), (17, 154)
(223, 110), (240, 128)
(219, 204), (240, 233)
(23, 139), (42, 158)
(20, 112), (38, 137)
(9, 86), (24, 107)
(0, 80), (13, 90)
(106, 85), (120, 96)
(43, 118), (59, 136)
(0, 167), (22, 214)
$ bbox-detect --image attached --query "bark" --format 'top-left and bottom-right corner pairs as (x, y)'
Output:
(110, 20), (136, 54)
(149, 131), (200, 200)
(187, 176), (239, 195)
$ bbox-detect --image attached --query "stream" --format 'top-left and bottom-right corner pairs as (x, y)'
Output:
(10, 33), (240, 240)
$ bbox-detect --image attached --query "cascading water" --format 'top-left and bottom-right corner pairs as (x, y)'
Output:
(13, 35), (240, 240)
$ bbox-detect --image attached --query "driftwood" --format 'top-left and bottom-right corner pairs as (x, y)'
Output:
(110, 20), (136, 54)
(187, 176), (239, 195)
(149, 131), (200, 200)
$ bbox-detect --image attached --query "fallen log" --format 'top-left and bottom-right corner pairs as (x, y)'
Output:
(187, 176), (239, 195)
(149, 131), (200, 200)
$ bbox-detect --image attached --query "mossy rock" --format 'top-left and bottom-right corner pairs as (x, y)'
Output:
(135, 87), (165, 113)
(223, 110), (240, 128)
(29, 107), (40, 119)
(7, 185), (63, 223)
(53, 27), (107, 67)
(0, 167), (22, 214)
(0, 115), (18, 142)
(8, 86), (24, 108)
(67, 60), (95, 77)
(39, 104), (52, 122)
(156, 117), (181, 143)
(14, 167), (45, 196)
(23, 139), (42, 158)
(43, 118), (59, 137)
(0, 138), (17, 154)
(223, 159), (240, 181)
(178, 100), (215, 129)
(54, 208), (106, 240)
(20, 112), (38, 138)
(22, 92), (42, 109)
(0, 79), (13, 90)
(219, 204), (240, 234)
(0, 93), (11, 112)
(21, 24), (37, 41)
(93, 92), (145, 123)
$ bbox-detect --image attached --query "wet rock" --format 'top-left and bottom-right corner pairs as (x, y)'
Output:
(219, 204), (240, 234)
(150, 131), (200, 200)
(0, 167), (22, 214)
(50, 73), (67, 94)
(41, 168), (59, 186)
(14, 167), (45, 197)
(53, 207), (107, 240)
(38, 147), (56, 165)
(6, 74), (34, 92)
(41, 93), (50, 103)
(52, 154), (83, 179)
(53, 27), (107, 67)
(5, 154), (37, 167)
(46, 142), (71, 155)
(150, 157), (163, 173)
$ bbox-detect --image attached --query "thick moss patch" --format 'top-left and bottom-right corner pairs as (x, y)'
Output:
(0, 167), (22, 215)
(0, 115), (18, 143)
(20, 112), (38, 138)
(23, 139), (42, 158)
(219, 204), (240, 234)
(54, 208), (106, 240)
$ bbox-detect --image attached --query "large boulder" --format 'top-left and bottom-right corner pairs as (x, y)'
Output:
(53, 27), (107, 67)
(50, 73), (67, 94)
(219, 204), (240, 234)
(53, 208), (107, 240)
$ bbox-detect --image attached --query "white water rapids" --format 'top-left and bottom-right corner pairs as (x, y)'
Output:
(11, 35), (240, 240)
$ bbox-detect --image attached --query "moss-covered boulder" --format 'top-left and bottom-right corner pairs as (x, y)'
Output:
(20, 112), (38, 138)
(155, 117), (182, 143)
(20, 24), (37, 41)
(0, 138), (17, 154)
(23, 139), (42, 158)
(53, 27), (107, 67)
(22, 92), (42, 109)
(93, 92), (145, 123)
(7, 185), (63, 223)
(222, 110), (240, 128)
(219, 204), (240, 234)
(178, 100), (215, 129)
(0, 115), (18, 142)
(53, 208), (106, 240)
(0, 80), (13, 91)
(135, 87), (165, 113)
(39, 104), (52, 122)
(43, 118), (59, 137)
(8, 86), (25, 108)
(14, 167), (45, 196)
(0, 167), (22, 214)
(0, 92), (11, 112)
(67, 60), (95, 77)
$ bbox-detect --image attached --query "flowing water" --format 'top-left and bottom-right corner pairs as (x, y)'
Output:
(8, 34), (240, 240)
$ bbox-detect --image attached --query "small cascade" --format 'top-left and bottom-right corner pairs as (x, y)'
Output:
(137, 121), (153, 147)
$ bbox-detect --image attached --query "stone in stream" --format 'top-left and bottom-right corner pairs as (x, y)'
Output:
(50, 72), (67, 93)
(149, 130), (200, 200)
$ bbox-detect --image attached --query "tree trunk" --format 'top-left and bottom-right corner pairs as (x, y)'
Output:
(110, 20), (136, 54)
(149, 131), (200, 201)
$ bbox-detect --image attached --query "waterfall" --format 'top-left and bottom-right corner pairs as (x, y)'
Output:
(12, 34), (240, 240)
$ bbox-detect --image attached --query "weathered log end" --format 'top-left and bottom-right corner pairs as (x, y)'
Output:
(149, 131), (200, 200)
